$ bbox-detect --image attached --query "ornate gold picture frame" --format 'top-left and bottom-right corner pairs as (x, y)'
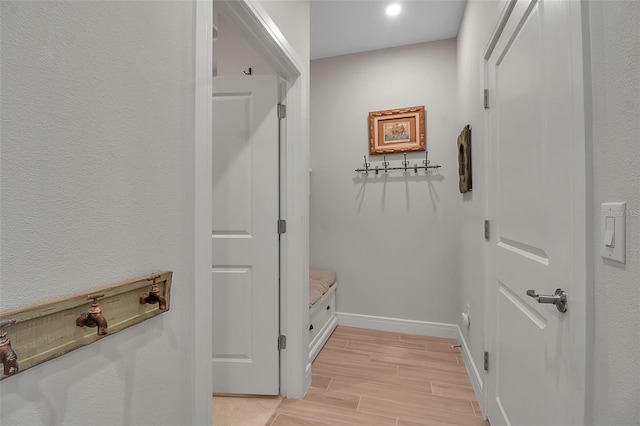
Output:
(368, 105), (426, 155)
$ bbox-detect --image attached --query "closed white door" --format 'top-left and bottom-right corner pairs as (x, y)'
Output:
(486, 1), (586, 424)
(212, 75), (280, 395)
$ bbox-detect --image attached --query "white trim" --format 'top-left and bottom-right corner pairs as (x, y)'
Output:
(282, 75), (311, 399)
(304, 361), (312, 397)
(194, 0), (213, 424)
(579, 2), (596, 420)
(310, 316), (338, 362)
(567, 2), (589, 423)
(483, 0), (517, 60)
(336, 313), (458, 339)
(216, 0), (302, 79)
(456, 326), (486, 419)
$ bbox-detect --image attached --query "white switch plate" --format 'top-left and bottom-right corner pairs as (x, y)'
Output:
(601, 202), (626, 263)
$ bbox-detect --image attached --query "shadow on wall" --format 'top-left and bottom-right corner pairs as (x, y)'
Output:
(353, 171), (444, 213)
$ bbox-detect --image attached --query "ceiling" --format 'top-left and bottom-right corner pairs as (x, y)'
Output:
(311, 0), (467, 60)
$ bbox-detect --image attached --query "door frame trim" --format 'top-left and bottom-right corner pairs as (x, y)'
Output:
(482, 0), (590, 423)
(195, 1), (307, 422)
(194, 1), (213, 423)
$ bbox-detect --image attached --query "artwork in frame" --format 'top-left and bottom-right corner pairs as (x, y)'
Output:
(368, 105), (426, 155)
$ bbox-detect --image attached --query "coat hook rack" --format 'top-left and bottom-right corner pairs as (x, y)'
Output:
(355, 151), (441, 174)
(243, 67), (252, 75)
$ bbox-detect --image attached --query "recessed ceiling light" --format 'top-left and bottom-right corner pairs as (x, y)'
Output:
(386, 3), (401, 16)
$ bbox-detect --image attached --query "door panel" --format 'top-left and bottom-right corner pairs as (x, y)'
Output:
(487, 1), (585, 425)
(212, 76), (280, 395)
(212, 93), (253, 234)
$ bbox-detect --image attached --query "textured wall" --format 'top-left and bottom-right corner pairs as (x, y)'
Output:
(0, 1), (196, 424)
(588, 1), (640, 424)
(455, 0), (503, 404)
(310, 39), (462, 324)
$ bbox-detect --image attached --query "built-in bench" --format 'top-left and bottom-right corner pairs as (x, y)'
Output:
(308, 268), (338, 362)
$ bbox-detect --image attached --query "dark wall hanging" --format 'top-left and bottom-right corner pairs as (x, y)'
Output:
(457, 125), (472, 193)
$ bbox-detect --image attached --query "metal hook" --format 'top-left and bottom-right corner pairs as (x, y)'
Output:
(243, 67), (252, 75)
(382, 156), (389, 173)
(402, 153), (410, 171)
(363, 155), (370, 173)
(423, 150), (430, 166)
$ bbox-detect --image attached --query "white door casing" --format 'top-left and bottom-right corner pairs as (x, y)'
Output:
(485, 0), (587, 425)
(212, 75), (280, 395)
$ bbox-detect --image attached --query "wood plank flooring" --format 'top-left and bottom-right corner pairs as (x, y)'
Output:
(270, 326), (487, 426)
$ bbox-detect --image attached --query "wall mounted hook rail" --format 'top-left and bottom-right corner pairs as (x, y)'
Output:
(76, 294), (108, 335)
(0, 319), (19, 375)
(0, 271), (173, 381)
(355, 151), (441, 174)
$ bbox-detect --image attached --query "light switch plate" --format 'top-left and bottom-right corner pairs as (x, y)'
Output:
(601, 202), (626, 263)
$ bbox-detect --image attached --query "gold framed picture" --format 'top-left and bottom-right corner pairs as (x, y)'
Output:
(368, 105), (426, 155)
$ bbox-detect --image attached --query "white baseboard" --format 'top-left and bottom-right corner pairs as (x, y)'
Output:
(305, 361), (312, 380)
(456, 326), (485, 418)
(335, 312), (458, 339)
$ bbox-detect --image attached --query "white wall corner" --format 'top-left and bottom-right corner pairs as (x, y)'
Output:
(336, 312), (458, 339)
(456, 325), (486, 419)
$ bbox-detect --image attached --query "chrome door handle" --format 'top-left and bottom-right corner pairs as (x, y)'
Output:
(526, 288), (568, 313)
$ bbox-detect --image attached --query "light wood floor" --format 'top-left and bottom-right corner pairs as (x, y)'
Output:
(269, 326), (487, 426)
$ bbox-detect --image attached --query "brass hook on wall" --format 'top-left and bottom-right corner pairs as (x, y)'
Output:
(140, 274), (168, 310)
(0, 319), (19, 375)
(76, 294), (108, 335)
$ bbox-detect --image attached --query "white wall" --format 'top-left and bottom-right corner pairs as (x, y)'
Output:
(310, 39), (462, 324)
(455, 0), (503, 406)
(587, 1), (640, 423)
(0, 2), (196, 425)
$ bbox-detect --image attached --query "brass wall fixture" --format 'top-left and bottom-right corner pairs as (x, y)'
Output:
(0, 271), (172, 380)
(140, 274), (168, 310)
(76, 294), (108, 335)
(0, 319), (19, 375)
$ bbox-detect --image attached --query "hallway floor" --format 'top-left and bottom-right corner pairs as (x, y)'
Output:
(214, 326), (487, 425)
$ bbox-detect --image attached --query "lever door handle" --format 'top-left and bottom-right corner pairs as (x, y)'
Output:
(526, 288), (568, 313)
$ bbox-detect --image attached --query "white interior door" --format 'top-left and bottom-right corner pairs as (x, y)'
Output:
(212, 75), (280, 395)
(486, 1), (586, 424)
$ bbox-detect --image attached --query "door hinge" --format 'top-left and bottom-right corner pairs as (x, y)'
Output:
(484, 351), (489, 371)
(277, 103), (286, 119)
(483, 89), (489, 109)
(277, 219), (287, 235)
(484, 220), (490, 240)
(278, 335), (287, 350)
